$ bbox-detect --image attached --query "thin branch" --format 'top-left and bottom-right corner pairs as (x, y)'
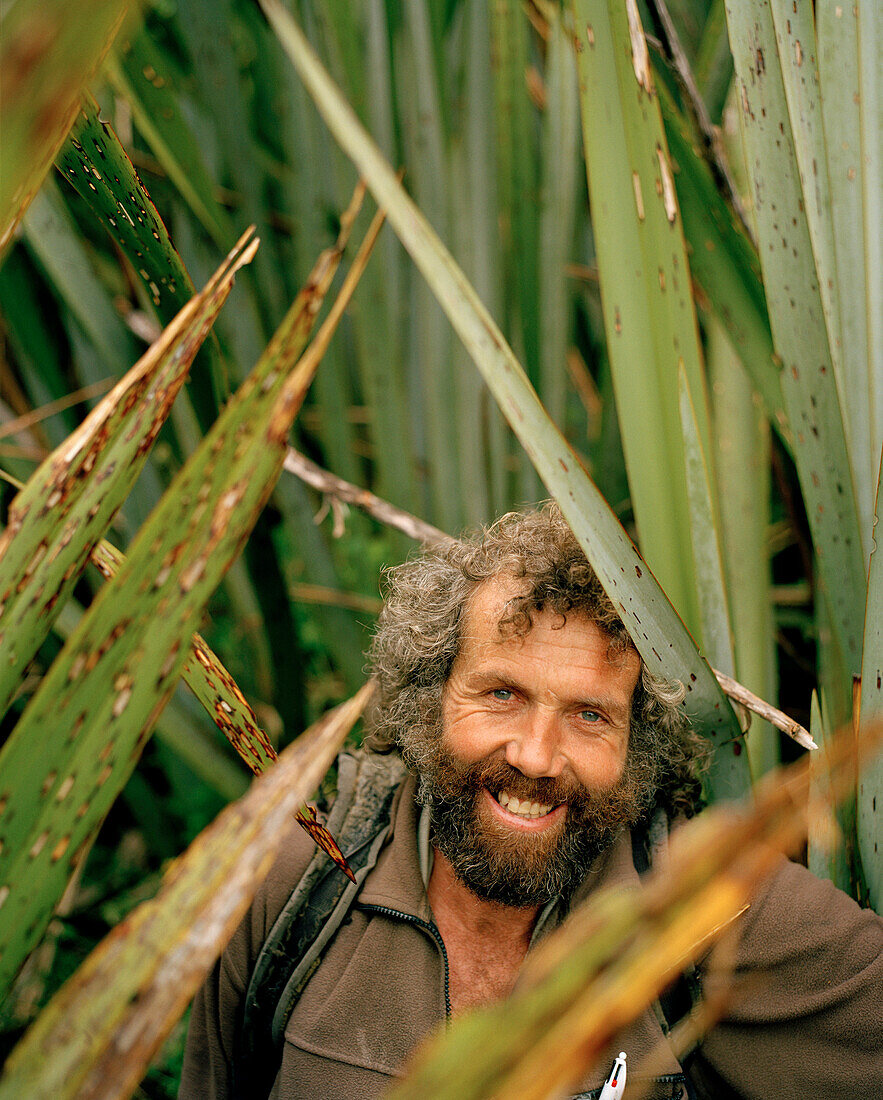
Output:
(284, 446), (451, 547)
(283, 450), (814, 750)
(291, 582), (382, 615)
(649, 0), (756, 249)
(713, 669), (816, 750)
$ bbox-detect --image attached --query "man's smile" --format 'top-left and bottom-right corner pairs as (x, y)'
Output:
(482, 787), (567, 831)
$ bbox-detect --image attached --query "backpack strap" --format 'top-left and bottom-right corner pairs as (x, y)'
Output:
(233, 749), (405, 1100)
(631, 810), (703, 1043)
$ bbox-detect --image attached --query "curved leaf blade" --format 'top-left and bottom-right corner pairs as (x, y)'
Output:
(0, 0), (131, 253)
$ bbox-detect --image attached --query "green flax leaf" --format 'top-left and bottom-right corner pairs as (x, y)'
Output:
(655, 81), (787, 445)
(817, 0), (881, 547)
(0, 231), (258, 720)
(57, 97), (197, 320)
(678, 364), (735, 678)
(724, 0), (866, 677)
(571, 0), (711, 641)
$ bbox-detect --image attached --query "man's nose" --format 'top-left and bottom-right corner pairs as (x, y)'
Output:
(504, 707), (565, 778)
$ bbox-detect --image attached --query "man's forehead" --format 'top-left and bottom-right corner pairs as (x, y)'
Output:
(463, 574), (531, 626)
(460, 575), (633, 663)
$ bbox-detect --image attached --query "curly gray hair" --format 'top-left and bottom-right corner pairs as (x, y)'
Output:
(365, 504), (706, 819)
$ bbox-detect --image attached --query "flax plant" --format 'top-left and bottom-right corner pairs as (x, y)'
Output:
(0, 0), (879, 1096)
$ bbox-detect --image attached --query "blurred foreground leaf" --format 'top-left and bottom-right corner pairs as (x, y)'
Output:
(858, 454), (883, 909)
(0, 0), (132, 253)
(0, 685), (372, 1100)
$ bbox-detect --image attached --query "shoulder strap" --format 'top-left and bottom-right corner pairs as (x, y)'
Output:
(233, 749), (406, 1100)
(632, 809), (702, 1037)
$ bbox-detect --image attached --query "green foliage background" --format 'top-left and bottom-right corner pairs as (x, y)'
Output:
(0, 0), (879, 1094)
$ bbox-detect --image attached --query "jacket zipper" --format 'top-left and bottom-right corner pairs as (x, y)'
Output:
(357, 902), (452, 1019)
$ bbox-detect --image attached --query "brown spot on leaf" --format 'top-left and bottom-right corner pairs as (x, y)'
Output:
(632, 172), (645, 221)
(625, 0), (652, 93)
(56, 776), (75, 802)
(69, 712), (86, 742)
(29, 831), (49, 859)
(51, 836), (70, 863)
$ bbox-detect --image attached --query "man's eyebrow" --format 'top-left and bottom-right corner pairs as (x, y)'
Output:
(462, 667), (525, 689)
(462, 668), (631, 717)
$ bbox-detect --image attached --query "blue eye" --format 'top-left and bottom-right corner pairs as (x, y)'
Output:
(579, 710), (601, 723)
(492, 688), (513, 701)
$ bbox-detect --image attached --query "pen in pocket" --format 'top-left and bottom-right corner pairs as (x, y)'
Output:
(598, 1051), (627, 1100)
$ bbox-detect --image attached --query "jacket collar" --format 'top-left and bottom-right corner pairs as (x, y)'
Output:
(356, 772), (436, 923)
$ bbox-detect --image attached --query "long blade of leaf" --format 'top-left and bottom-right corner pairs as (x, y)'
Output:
(707, 318), (780, 775)
(655, 79), (787, 446)
(858, 450), (883, 909)
(678, 363), (736, 677)
(817, 1), (880, 545)
(0, 0), (131, 253)
(0, 685), (372, 1100)
(259, 0), (748, 787)
(807, 688), (849, 890)
(105, 32), (232, 250)
(57, 97), (197, 319)
(0, 189), (380, 993)
(724, 0), (866, 678)
(570, 0), (714, 639)
(56, 96), (231, 435)
(0, 229), (258, 719)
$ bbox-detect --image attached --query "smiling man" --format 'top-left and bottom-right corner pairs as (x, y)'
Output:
(181, 506), (883, 1100)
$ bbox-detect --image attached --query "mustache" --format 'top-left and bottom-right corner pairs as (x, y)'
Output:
(449, 751), (585, 808)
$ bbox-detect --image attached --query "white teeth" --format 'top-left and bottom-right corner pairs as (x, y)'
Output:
(497, 791), (554, 818)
